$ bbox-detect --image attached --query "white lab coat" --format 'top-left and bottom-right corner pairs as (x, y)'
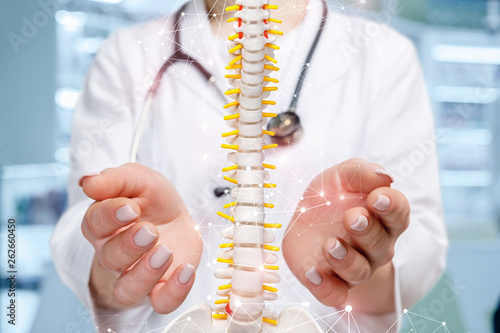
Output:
(51, 0), (448, 331)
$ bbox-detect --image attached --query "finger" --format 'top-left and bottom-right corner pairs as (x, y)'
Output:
(149, 263), (196, 314)
(82, 198), (141, 241)
(311, 158), (394, 195)
(303, 266), (348, 307)
(322, 237), (371, 285)
(367, 187), (410, 236)
(342, 207), (392, 265)
(113, 244), (173, 307)
(98, 222), (159, 272)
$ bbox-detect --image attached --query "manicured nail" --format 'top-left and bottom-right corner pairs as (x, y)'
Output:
(78, 172), (101, 187)
(374, 169), (394, 183)
(178, 264), (195, 284)
(149, 245), (172, 269)
(116, 205), (138, 222)
(134, 225), (157, 247)
(350, 215), (368, 231)
(305, 267), (322, 286)
(373, 195), (391, 211)
(328, 240), (347, 260)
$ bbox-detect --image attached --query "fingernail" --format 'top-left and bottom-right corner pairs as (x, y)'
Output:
(305, 267), (322, 286)
(178, 264), (195, 285)
(149, 245), (172, 269)
(374, 169), (394, 183)
(134, 225), (157, 247)
(373, 195), (391, 211)
(328, 240), (347, 260)
(78, 172), (101, 187)
(350, 215), (368, 231)
(116, 205), (139, 222)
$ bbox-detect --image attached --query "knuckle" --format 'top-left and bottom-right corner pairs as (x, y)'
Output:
(366, 229), (387, 253)
(320, 285), (348, 307)
(100, 248), (119, 271)
(113, 286), (134, 307)
(115, 236), (136, 263)
(151, 299), (171, 314)
(382, 248), (395, 264)
(349, 263), (370, 284)
(85, 215), (101, 237)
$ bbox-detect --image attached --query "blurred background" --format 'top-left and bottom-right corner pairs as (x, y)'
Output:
(1, 0), (499, 332)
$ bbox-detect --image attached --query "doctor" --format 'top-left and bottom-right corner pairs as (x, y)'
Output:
(51, 0), (448, 331)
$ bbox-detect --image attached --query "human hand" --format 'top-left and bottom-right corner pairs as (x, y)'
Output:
(80, 163), (202, 313)
(282, 159), (410, 312)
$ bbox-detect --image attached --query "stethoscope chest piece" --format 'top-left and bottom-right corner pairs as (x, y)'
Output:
(267, 111), (303, 145)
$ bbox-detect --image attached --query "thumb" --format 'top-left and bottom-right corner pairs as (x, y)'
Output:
(310, 158), (394, 195)
(79, 163), (185, 220)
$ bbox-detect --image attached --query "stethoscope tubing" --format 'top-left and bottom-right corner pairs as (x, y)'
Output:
(130, 0), (328, 163)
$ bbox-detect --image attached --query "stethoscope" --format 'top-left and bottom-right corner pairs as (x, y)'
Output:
(129, 0), (328, 194)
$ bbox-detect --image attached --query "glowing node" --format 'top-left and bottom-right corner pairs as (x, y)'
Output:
(259, 265), (264, 271)
(194, 225), (200, 231)
(206, 263), (210, 267)
(108, 329), (112, 332)
(224, 189), (229, 194)
(207, 295), (212, 300)
(208, 222), (212, 226)
(403, 308), (408, 313)
(259, 183), (263, 187)
(299, 180), (303, 183)
(340, 195), (344, 200)
(235, 300), (242, 307)
(443, 322), (446, 326)
(235, 222), (240, 226)
(212, 260), (217, 264)
(270, 192), (275, 196)
(300, 196), (304, 200)
(181, 12), (185, 16)
(300, 208), (306, 213)
(187, 316), (192, 321)
(246, 166), (251, 170)
(198, 24), (202, 28)
(327, 201), (331, 205)
(301, 301), (310, 308)
(320, 192), (324, 197)
(345, 305), (352, 312)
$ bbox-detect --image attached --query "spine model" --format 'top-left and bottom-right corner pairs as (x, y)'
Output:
(214, 1), (283, 332)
